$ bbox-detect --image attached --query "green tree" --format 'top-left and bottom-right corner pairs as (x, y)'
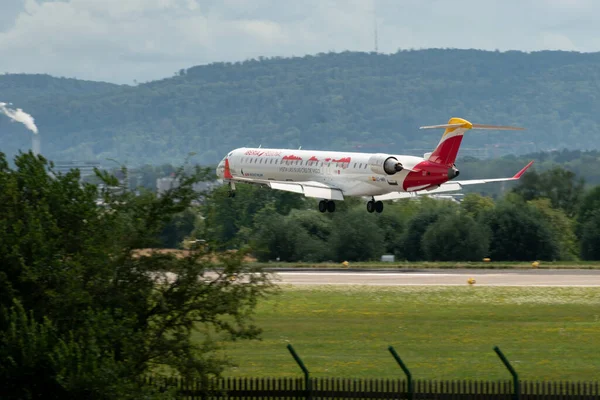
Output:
(329, 207), (384, 261)
(577, 185), (600, 227)
(0, 301), (171, 399)
(284, 209), (332, 262)
(159, 207), (198, 248)
(202, 184), (306, 250)
(480, 202), (559, 261)
(374, 211), (405, 256)
(249, 204), (295, 262)
(422, 213), (490, 261)
(461, 193), (495, 219)
(250, 207), (332, 262)
(0, 152), (273, 398)
(580, 211), (600, 260)
(401, 201), (456, 261)
(512, 166), (585, 216)
(528, 198), (579, 260)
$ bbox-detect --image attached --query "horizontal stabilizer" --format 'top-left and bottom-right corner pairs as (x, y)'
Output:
(420, 123), (525, 130)
(471, 124), (525, 131)
(419, 123), (467, 130)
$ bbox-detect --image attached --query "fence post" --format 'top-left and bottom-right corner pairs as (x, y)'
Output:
(287, 344), (311, 400)
(494, 346), (520, 400)
(388, 346), (413, 400)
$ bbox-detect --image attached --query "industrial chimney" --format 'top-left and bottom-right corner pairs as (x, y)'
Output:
(32, 134), (41, 156)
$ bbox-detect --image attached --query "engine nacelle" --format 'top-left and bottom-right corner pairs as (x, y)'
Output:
(448, 165), (460, 180)
(368, 154), (404, 176)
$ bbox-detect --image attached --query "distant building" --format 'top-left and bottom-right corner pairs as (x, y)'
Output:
(156, 177), (221, 197)
(53, 161), (101, 181)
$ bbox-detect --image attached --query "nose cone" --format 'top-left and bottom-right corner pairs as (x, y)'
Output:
(216, 159), (225, 179)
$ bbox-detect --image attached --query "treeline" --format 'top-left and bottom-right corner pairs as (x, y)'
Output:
(4, 50), (600, 165)
(191, 165), (600, 262)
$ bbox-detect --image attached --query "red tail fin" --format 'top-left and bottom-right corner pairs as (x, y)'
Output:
(426, 118), (472, 166)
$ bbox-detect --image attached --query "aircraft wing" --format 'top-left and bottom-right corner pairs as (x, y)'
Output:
(373, 192), (417, 201)
(443, 160), (534, 188)
(233, 177), (344, 200)
(373, 184), (461, 200)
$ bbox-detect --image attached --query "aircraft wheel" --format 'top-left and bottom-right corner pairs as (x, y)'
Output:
(228, 191), (236, 198)
(366, 200), (375, 213)
(327, 200), (336, 213)
(318, 200), (327, 213)
(375, 201), (384, 213)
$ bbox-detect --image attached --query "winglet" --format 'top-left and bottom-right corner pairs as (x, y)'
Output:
(512, 160), (534, 179)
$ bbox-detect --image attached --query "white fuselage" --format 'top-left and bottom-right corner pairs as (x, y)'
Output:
(219, 147), (427, 196)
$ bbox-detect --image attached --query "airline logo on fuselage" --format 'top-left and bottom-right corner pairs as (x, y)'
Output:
(244, 150), (282, 157)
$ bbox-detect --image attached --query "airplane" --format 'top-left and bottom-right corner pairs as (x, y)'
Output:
(216, 117), (533, 213)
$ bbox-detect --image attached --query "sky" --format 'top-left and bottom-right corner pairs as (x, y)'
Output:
(0, 0), (599, 84)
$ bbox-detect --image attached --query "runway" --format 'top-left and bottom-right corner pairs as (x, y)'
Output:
(271, 269), (600, 287)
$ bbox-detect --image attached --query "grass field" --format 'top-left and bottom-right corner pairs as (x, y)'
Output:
(206, 285), (600, 381)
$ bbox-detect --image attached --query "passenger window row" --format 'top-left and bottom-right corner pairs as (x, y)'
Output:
(239, 157), (369, 169)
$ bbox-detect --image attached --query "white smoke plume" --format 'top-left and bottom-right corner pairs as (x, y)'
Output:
(0, 102), (39, 134)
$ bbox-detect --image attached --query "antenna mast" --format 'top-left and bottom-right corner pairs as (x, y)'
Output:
(373, 2), (378, 53)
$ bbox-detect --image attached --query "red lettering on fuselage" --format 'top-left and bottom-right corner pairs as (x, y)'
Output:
(282, 155), (302, 161)
(332, 157), (351, 163)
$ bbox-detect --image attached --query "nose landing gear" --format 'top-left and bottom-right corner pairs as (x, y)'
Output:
(228, 182), (236, 198)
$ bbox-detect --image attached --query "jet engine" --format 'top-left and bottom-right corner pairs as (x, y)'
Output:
(368, 154), (404, 175)
(448, 164), (460, 179)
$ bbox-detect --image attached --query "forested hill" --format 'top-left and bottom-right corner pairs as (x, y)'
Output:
(2, 49), (600, 166)
(0, 74), (119, 105)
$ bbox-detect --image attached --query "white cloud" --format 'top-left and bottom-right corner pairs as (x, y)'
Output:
(0, 0), (599, 83)
(540, 32), (578, 51)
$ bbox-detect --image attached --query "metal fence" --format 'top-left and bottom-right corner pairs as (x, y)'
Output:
(143, 376), (600, 400)
(144, 345), (598, 399)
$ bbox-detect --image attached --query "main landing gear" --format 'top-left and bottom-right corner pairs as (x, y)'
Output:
(318, 199), (383, 213)
(318, 200), (336, 213)
(366, 199), (384, 213)
(228, 182), (236, 198)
